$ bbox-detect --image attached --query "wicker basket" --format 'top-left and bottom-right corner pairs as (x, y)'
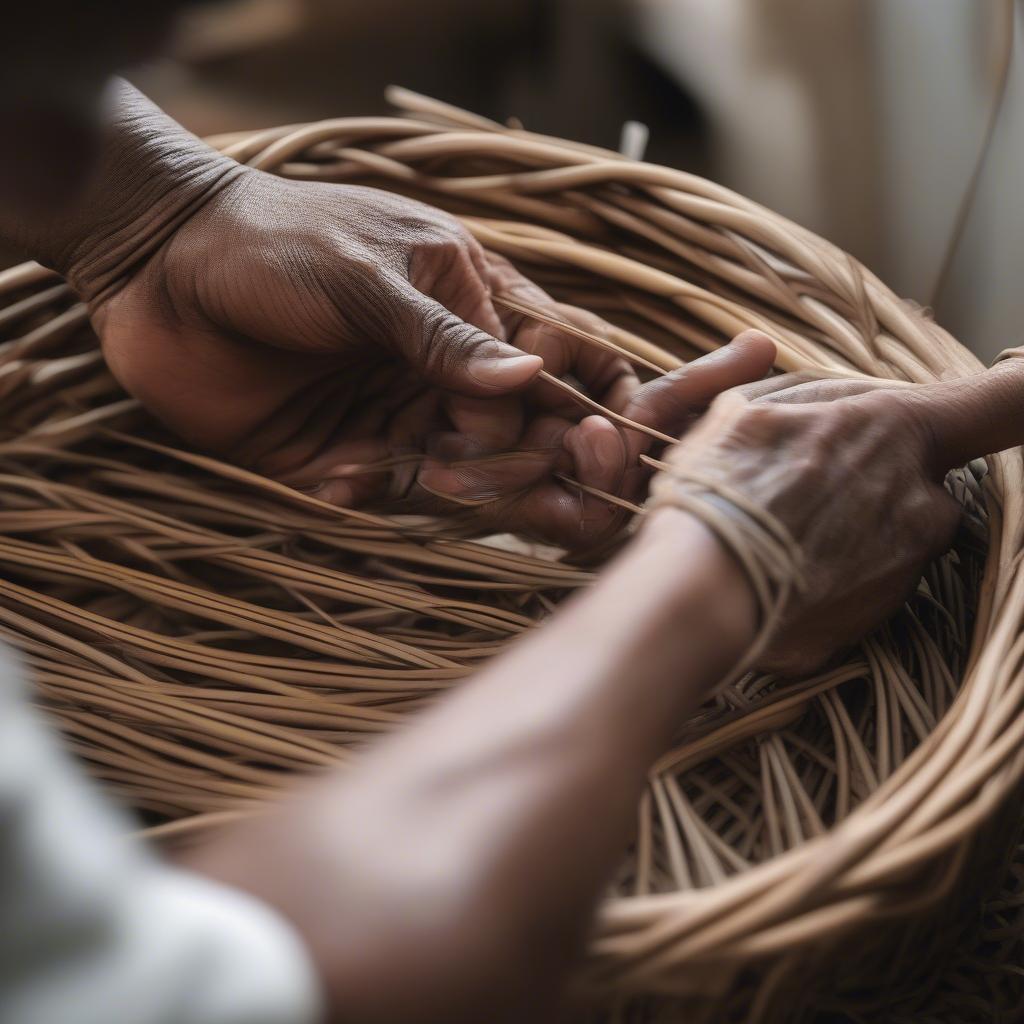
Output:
(2, 90), (1024, 1021)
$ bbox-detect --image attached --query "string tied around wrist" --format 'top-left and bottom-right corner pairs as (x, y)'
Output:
(644, 394), (807, 690)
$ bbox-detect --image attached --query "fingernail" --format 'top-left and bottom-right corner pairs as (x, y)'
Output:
(469, 352), (543, 390)
(418, 465), (466, 496)
(592, 425), (622, 473)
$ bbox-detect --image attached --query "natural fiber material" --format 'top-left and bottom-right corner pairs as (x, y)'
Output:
(2, 90), (1023, 1021)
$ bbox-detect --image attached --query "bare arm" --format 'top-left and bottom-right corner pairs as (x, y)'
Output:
(180, 354), (1024, 1024)
(2, 80), (775, 548)
(184, 509), (756, 1023)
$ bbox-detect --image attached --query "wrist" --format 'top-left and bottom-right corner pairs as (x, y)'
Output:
(25, 80), (247, 305)
(508, 504), (760, 765)
(630, 506), (759, 684)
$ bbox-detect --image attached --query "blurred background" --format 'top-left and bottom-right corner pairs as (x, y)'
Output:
(15, 0), (1024, 362)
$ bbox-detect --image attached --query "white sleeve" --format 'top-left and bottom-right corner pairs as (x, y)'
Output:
(0, 646), (324, 1024)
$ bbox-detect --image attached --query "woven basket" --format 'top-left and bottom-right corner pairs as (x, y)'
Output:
(3, 90), (1024, 1021)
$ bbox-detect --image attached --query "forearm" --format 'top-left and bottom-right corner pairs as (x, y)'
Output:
(393, 508), (757, 832)
(186, 509), (756, 1023)
(369, 508), (756, 987)
(3, 79), (243, 304)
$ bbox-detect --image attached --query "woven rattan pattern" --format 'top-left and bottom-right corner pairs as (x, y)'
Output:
(1, 91), (1023, 1020)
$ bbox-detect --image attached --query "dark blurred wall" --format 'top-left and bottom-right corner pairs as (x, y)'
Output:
(135, 0), (707, 170)
(4, 0), (710, 272)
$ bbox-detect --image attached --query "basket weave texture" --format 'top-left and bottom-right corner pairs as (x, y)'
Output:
(2, 91), (1024, 1021)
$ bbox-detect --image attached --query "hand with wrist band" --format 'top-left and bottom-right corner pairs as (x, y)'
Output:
(644, 355), (1024, 679)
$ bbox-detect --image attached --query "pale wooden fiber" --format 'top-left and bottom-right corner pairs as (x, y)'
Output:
(1, 90), (1022, 1021)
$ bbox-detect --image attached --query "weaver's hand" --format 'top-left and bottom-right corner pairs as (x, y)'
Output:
(95, 171), (773, 545)
(647, 354), (1024, 675)
(50, 85), (774, 547)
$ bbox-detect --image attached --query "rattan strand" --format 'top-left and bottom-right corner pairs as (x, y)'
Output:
(1, 92), (1022, 1021)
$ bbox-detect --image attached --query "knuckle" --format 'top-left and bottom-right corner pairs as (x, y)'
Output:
(423, 231), (467, 257)
(872, 391), (936, 455)
(732, 402), (778, 435)
(420, 307), (489, 375)
(412, 233), (475, 282)
(415, 211), (470, 249)
(334, 239), (382, 279)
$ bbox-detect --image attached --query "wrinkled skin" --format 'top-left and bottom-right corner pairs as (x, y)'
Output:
(95, 170), (775, 546)
(652, 360), (1024, 675)
(8, 6), (1024, 1024)
(184, 352), (1024, 1024)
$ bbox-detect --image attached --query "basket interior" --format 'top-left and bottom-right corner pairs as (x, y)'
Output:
(0, 259), (988, 893)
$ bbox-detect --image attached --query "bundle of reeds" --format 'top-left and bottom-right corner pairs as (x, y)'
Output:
(1, 90), (1022, 1021)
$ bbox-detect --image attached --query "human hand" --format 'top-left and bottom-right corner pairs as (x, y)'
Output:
(17, 83), (778, 548)
(737, 370), (904, 405)
(176, 500), (761, 1024)
(647, 355), (1024, 675)
(88, 149), (773, 545)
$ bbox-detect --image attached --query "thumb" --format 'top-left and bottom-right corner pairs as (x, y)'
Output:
(624, 330), (776, 433)
(897, 357), (1024, 474)
(399, 290), (543, 397)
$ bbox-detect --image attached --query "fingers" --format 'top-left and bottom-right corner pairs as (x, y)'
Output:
(454, 331), (776, 531)
(504, 416), (628, 547)
(533, 334), (775, 529)
(408, 232), (507, 342)
(621, 331), (776, 461)
(414, 414), (629, 548)
(273, 437), (394, 508)
(521, 306), (640, 407)
(444, 393), (524, 450)
(399, 287), (543, 397)
(415, 417), (568, 507)
(563, 415), (628, 503)
(625, 331), (775, 427)
(891, 358), (1024, 473)
(480, 252), (643, 411)
(399, 234), (545, 397)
